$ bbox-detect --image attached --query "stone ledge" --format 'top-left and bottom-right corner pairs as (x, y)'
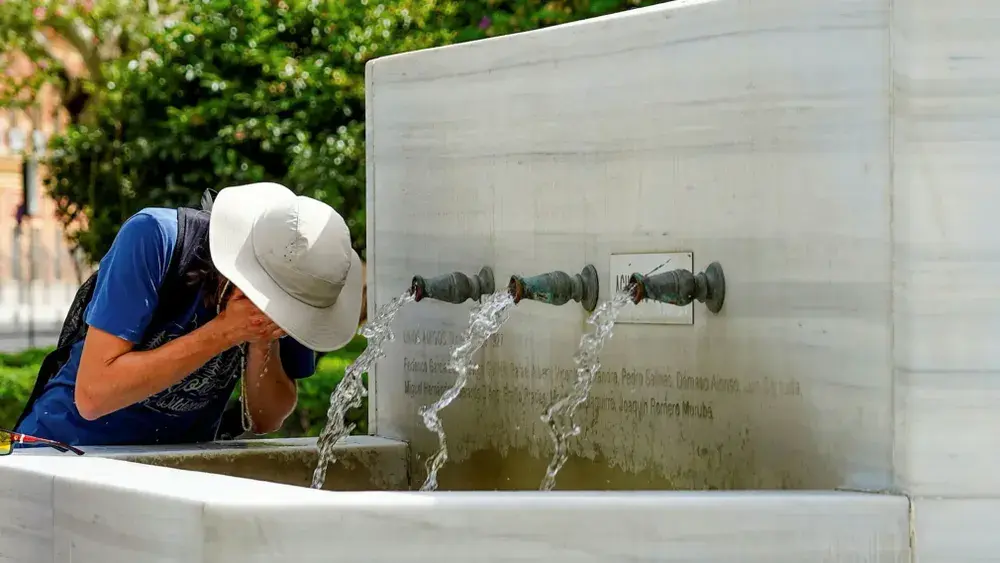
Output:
(0, 453), (909, 562)
(16, 436), (410, 492)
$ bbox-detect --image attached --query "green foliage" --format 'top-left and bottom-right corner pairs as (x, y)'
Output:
(35, 0), (658, 264)
(0, 1), (70, 104)
(0, 347), (52, 431)
(0, 337), (367, 437)
(0, 347), (53, 368)
(44, 0), (457, 261)
(0, 0), (185, 121)
(452, 0), (660, 42)
(287, 351), (369, 437)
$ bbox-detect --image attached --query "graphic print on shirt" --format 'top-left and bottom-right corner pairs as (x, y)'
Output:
(137, 318), (244, 417)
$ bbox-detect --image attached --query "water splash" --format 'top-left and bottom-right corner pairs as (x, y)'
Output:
(539, 289), (633, 491)
(419, 290), (516, 492)
(311, 290), (415, 490)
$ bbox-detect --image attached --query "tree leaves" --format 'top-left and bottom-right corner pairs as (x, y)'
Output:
(31, 0), (661, 263)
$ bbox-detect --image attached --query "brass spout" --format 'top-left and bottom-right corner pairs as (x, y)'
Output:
(411, 267), (495, 304)
(628, 261), (725, 314)
(507, 265), (599, 313)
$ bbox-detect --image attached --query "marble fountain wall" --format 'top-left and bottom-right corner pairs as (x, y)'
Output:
(366, 0), (1000, 558)
(369, 0), (894, 493)
(0, 0), (994, 560)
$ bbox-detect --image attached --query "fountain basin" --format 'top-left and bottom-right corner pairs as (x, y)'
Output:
(13, 437), (408, 492)
(2, 0), (994, 557)
(0, 453), (909, 562)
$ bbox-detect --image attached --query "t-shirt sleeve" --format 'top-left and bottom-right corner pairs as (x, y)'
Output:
(279, 336), (317, 380)
(84, 211), (173, 344)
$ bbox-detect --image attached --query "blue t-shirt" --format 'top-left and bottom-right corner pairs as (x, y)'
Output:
(16, 208), (317, 446)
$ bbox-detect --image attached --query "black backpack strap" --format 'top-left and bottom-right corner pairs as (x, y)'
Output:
(147, 207), (211, 332)
(56, 274), (98, 348)
(145, 207), (248, 441)
(172, 203), (248, 441)
(15, 206), (212, 428)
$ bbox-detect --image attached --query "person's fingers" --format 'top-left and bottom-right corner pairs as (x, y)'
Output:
(242, 303), (265, 319)
(269, 327), (286, 340)
(255, 321), (280, 337)
(246, 308), (270, 323)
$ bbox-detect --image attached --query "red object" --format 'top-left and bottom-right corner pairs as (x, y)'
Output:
(0, 428), (85, 456)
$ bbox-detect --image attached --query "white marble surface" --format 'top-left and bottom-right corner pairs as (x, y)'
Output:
(367, 0), (1000, 499)
(909, 498), (1000, 563)
(14, 436), (410, 492)
(0, 455), (909, 562)
(367, 0), (893, 491)
(13, 436), (401, 458)
(891, 0), (1000, 498)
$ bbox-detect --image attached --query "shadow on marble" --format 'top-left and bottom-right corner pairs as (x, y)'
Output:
(13, 436), (409, 492)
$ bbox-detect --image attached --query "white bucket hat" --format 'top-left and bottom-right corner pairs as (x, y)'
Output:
(208, 182), (364, 352)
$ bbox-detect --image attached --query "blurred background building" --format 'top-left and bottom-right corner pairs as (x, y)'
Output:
(1, 32), (91, 351)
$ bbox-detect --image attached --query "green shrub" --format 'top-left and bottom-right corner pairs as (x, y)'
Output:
(0, 348), (53, 369)
(451, 0), (660, 42)
(0, 349), (48, 430)
(40, 0), (662, 264)
(286, 351), (369, 437)
(0, 338), (366, 437)
(45, 0), (458, 262)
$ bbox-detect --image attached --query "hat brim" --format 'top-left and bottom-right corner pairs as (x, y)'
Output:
(208, 183), (364, 352)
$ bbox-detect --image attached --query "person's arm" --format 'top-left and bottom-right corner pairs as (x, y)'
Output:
(77, 322), (240, 420)
(243, 339), (297, 434)
(243, 328), (317, 434)
(74, 211), (276, 420)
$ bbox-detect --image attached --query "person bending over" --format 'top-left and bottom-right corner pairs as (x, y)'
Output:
(16, 182), (365, 446)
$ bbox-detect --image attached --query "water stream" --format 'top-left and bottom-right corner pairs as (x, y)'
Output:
(539, 288), (634, 491)
(310, 290), (415, 490)
(418, 290), (516, 492)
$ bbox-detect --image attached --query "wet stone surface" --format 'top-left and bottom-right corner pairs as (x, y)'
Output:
(17, 436), (410, 491)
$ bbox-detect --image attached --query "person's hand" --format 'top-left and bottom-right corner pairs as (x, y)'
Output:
(215, 288), (284, 347)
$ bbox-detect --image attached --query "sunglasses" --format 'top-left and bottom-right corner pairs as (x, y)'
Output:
(0, 429), (84, 456)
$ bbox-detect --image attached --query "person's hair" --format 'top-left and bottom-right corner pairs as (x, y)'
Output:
(183, 232), (229, 311)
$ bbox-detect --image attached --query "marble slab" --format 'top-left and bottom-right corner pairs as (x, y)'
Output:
(366, 0), (1000, 497)
(0, 455), (909, 562)
(890, 0), (1000, 498)
(14, 437), (409, 492)
(366, 0), (894, 491)
(909, 497), (1000, 563)
(0, 456), (64, 562)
